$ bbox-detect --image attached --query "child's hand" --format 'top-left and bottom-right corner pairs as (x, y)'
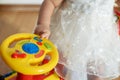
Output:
(34, 25), (51, 39)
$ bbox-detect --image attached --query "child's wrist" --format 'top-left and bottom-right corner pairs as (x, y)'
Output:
(37, 21), (50, 26)
(37, 24), (49, 28)
(36, 24), (50, 30)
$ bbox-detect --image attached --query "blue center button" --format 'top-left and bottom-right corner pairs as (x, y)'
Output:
(22, 43), (39, 54)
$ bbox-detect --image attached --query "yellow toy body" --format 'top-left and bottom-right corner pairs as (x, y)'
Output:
(0, 33), (62, 80)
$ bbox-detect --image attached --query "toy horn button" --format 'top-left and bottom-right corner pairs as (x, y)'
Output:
(22, 43), (39, 54)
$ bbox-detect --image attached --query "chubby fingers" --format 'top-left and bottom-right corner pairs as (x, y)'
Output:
(40, 32), (50, 39)
(34, 30), (50, 39)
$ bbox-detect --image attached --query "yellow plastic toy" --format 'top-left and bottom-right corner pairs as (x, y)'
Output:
(0, 33), (63, 80)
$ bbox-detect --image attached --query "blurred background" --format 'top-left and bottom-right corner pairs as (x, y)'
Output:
(0, 0), (120, 80)
(0, 0), (43, 4)
(0, 0), (43, 75)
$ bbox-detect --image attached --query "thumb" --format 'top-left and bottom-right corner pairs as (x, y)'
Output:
(41, 33), (49, 39)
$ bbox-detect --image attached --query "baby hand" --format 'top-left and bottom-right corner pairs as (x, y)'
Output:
(34, 25), (51, 39)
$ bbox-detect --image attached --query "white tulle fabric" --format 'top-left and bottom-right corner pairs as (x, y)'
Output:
(49, 0), (120, 80)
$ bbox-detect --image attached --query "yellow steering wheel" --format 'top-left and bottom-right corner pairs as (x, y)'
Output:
(0, 33), (59, 75)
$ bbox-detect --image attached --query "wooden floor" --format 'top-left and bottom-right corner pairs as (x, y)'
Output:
(0, 5), (120, 80)
(0, 7), (39, 75)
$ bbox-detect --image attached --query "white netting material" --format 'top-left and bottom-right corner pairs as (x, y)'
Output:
(49, 0), (120, 80)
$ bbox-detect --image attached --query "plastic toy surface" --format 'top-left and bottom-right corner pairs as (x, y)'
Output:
(0, 33), (63, 80)
(114, 7), (120, 35)
(114, 7), (120, 16)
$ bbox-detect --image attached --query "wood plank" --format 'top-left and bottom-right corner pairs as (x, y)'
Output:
(0, 5), (40, 12)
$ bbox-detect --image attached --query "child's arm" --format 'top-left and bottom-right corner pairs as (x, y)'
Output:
(34, 0), (64, 39)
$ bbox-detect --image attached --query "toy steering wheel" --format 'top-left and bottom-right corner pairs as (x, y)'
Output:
(0, 33), (59, 75)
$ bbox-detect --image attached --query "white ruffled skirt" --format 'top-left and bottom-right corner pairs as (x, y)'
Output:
(49, 1), (120, 80)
